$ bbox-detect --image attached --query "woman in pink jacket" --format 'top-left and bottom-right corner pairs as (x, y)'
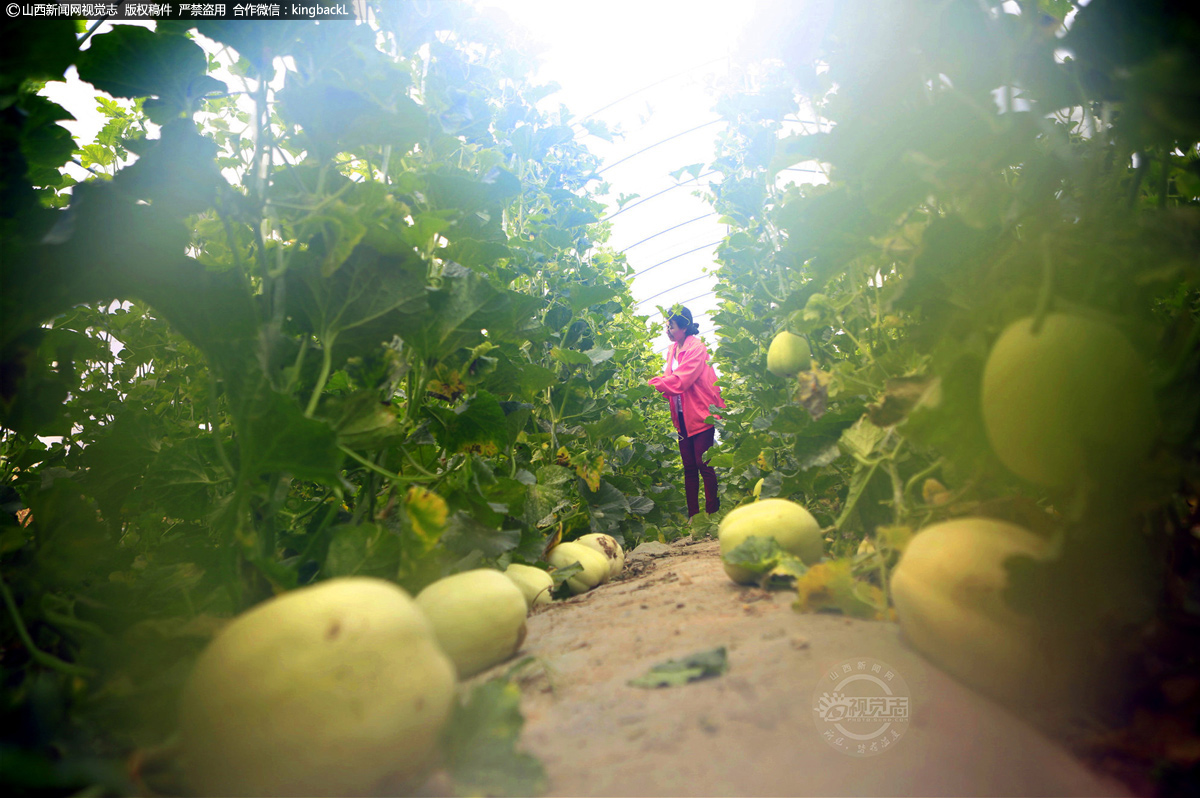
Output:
(648, 307), (725, 519)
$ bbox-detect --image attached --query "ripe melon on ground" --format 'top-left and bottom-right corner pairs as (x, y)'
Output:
(718, 498), (823, 584)
(505, 563), (555, 609)
(890, 518), (1049, 705)
(415, 569), (529, 678)
(547, 541), (610, 594)
(575, 532), (625, 579)
(178, 577), (456, 798)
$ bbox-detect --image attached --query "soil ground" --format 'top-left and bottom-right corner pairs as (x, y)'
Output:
(467, 536), (1132, 797)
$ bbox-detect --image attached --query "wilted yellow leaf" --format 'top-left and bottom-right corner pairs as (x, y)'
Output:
(406, 486), (448, 546)
(793, 559), (887, 620)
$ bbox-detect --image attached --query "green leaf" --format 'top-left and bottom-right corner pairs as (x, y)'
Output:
(583, 347), (615, 365)
(324, 523), (401, 579)
(523, 466), (574, 531)
(425, 390), (508, 455)
(515, 361), (558, 395)
(628, 647), (729, 688)
(764, 555), (810, 588)
(838, 417), (888, 461)
(440, 677), (546, 797)
(442, 513), (520, 560)
(277, 81), (426, 159)
(544, 304), (571, 332)
(582, 408), (645, 443)
(28, 478), (129, 590)
(76, 26), (219, 115)
(567, 283), (620, 313)
(286, 245), (429, 355)
(239, 387), (341, 483)
(549, 347), (593, 366)
(722, 535), (786, 577)
(793, 560), (886, 620)
(17, 94), (76, 183)
(578, 479), (629, 535)
(0, 19), (76, 95)
(162, 19), (307, 73)
(391, 263), (511, 364)
(119, 119), (223, 216)
(321, 391), (402, 450)
(425, 166), (521, 217)
(834, 460), (880, 530)
(143, 437), (228, 521)
(626, 495), (655, 515)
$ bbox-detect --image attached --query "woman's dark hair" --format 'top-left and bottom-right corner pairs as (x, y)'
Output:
(670, 306), (701, 337)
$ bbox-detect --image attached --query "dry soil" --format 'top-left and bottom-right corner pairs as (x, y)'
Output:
(462, 536), (1131, 797)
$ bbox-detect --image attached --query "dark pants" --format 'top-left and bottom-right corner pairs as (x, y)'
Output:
(678, 426), (719, 517)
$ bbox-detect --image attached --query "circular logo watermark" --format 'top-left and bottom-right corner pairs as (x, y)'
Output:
(812, 657), (910, 757)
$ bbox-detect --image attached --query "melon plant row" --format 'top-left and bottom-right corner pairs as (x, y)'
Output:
(176, 533), (621, 796)
(0, 2), (661, 793)
(700, 0), (1200, 771)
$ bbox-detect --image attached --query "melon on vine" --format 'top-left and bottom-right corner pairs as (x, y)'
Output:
(981, 313), (1157, 488)
(766, 331), (812, 377)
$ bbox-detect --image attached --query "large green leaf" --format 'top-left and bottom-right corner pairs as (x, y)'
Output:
(426, 390), (509, 456)
(277, 81), (427, 160)
(142, 437), (228, 522)
(161, 19), (308, 72)
(119, 120), (223, 216)
(285, 245), (428, 349)
(442, 511), (520, 558)
(76, 26), (222, 118)
(582, 408), (645, 443)
(0, 18), (76, 95)
(579, 479), (629, 535)
(320, 391), (403, 450)
(28, 476), (130, 590)
(566, 282), (621, 313)
(324, 523), (401, 579)
(16, 94), (76, 184)
(440, 677), (546, 797)
(522, 466), (574, 531)
(236, 387), (341, 483)
(391, 263), (529, 363)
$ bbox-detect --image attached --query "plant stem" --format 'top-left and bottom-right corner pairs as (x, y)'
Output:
(1032, 234), (1055, 334)
(340, 445), (435, 483)
(402, 448), (439, 479)
(208, 378), (236, 480)
(1158, 150), (1171, 208)
(0, 575), (95, 679)
(305, 340), (334, 418)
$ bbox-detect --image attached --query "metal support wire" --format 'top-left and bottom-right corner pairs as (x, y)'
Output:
(633, 240), (723, 277)
(577, 56), (728, 123)
(620, 213), (716, 252)
(677, 289), (717, 307)
(601, 170), (720, 222)
(633, 273), (714, 308)
(597, 118), (724, 176)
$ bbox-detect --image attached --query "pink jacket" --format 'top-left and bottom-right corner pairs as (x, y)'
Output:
(649, 335), (725, 437)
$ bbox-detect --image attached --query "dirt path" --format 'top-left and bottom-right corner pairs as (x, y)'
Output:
(482, 537), (1130, 797)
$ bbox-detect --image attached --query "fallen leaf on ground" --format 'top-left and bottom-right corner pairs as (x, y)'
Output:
(627, 647), (729, 688)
